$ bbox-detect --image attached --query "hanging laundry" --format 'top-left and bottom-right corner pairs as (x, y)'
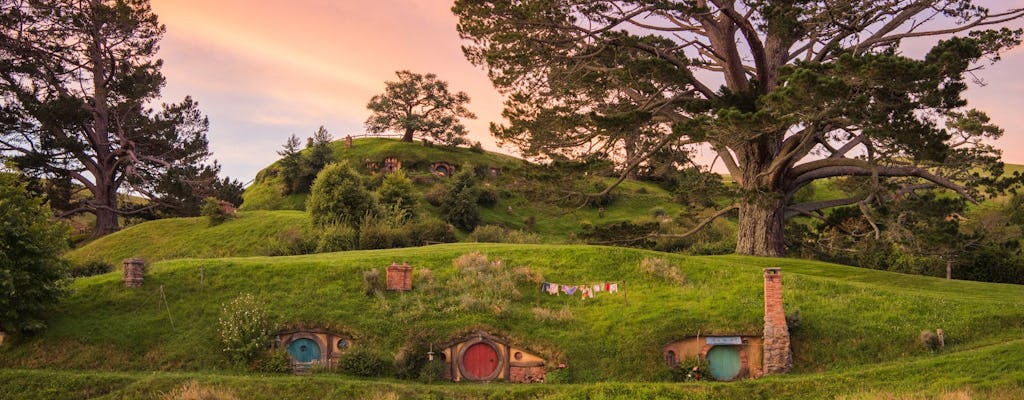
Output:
(605, 282), (611, 292)
(548, 283), (560, 295)
(581, 287), (593, 300)
(563, 285), (578, 295)
(541, 282), (550, 294)
(592, 284), (602, 293)
(609, 283), (619, 293)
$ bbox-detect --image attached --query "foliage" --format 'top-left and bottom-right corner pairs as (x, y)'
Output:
(159, 381), (238, 400)
(363, 268), (384, 297)
(315, 223), (358, 253)
(579, 221), (658, 248)
(477, 184), (499, 207)
(454, 0), (1024, 256)
(467, 225), (507, 243)
(218, 294), (271, 367)
(307, 162), (375, 227)
(669, 357), (709, 382)
(919, 330), (941, 352)
(417, 360), (447, 384)
(276, 134), (306, 195)
(0, 172), (69, 333)
(201, 197), (233, 226)
(365, 70), (476, 144)
(440, 167), (480, 231)
(447, 252), (538, 315)
(338, 347), (389, 377)
(378, 170), (417, 219)
(249, 348), (292, 374)
(0, 1), (225, 237)
(408, 216), (456, 245)
(639, 258), (685, 286)
(68, 260), (113, 279)
(357, 215), (411, 250)
(266, 225), (318, 256)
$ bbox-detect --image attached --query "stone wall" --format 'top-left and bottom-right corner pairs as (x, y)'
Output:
(762, 268), (792, 374)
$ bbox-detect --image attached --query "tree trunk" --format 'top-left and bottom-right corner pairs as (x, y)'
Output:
(735, 193), (787, 257)
(91, 181), (120, 238)
(402, 128), (415, 142)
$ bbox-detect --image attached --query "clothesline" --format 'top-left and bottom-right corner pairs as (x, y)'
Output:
(540, 281), (622, 300)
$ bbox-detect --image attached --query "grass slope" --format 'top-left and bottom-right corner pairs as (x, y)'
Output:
(65, 211), (309, 267)
(6, 245), (1023, 387)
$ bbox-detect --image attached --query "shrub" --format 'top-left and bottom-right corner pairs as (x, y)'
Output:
(201, 197), (233, 226)
(218, 293), (271, 367)
(669, 357), (709, 382)
(441, 167), (480, 231)
(919, 330), (940, 352)
(469, 141), (485, 153)
(468, 225), (507, 243)
(650, 206), (666, 218)
(307, 162), (376, 227)
(358, 216), (412, 250)
(339, 347), (389, 377)
(586, 181), (617, 207)
(409, 216), (456, 245)
(315, 223), (358, 253)
(507, 230), (542, 244)
(267, 226), (317, 256)
(640, 257), (686, 286)
(394, 334), (437, 380)
(477, 184), (499, 207)
(418, 360), (447, 383)
(69, 260), (113, 278)
(251, 348), (292, 374)
(378, 170), (417, 218)
(785, 308), (802, 332)
(422, 183), (446, 207)
(363, 268), (384, 297)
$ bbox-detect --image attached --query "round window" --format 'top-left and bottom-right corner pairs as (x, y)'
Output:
(337, 339), (349, 349)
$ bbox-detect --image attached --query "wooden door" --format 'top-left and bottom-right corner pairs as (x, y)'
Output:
(462, 342), (500, 380)
(287, 338), (321, 364)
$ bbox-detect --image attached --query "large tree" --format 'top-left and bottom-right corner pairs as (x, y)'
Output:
(454, 0), (1024, 256)
(0, 0), (217, 237)
(365, 70), (477, 144)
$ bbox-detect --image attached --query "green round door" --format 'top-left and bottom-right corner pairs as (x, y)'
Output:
(706, 346), (741, 381)
(288, 338), (321, 363)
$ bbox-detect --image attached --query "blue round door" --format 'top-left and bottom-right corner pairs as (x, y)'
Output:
(706, 346), (741, 381)
(287, 338), (321, 363)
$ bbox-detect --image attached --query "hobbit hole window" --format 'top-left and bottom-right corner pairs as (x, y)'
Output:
(666, 350), (677, 368)
(337, 339), (348, 349)
(514, 351), (523, 360)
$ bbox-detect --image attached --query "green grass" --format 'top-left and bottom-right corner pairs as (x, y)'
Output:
(65, 210), (309, 267)
(6, 245), (1024, 386)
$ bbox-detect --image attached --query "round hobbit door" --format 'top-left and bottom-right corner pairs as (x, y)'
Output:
(462, 342), (500, 380)
(706, 345), (742, 381)
(287, 338), (321, 364)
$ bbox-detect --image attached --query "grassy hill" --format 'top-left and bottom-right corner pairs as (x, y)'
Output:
(4, 245), (1024, 398)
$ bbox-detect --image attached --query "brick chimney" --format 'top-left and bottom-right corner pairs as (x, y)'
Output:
(763, 268), (792, 374)
(122, 258), (146, 288)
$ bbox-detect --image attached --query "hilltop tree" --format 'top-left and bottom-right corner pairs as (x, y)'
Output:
(0, 0), (221, 237)
(365, 70), (477, 145)
(454, 0), (1024, 256)
(0, 171), (69, 334)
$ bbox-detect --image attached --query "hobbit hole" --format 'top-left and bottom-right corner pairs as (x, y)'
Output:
(383, 157), (401, 174)
(442, 331), (546, 383)
(275, 328), (353, 369)
(430, 162), (454, 177)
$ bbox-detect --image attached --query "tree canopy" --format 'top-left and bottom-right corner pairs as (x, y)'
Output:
(365, 70), (477, 145)
(0, 0), (226, 237)
(453, 0), (1024, 256)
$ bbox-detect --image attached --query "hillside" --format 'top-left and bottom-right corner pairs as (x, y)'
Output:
(5, 245), (1024, 395)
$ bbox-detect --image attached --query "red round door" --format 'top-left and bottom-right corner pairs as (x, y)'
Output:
(462, 342), (500, 380)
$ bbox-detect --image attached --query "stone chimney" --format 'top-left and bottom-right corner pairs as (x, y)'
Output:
(386, 261), (413, 291)
(122, 258), (146, 288)
(763, 268), (792, 374)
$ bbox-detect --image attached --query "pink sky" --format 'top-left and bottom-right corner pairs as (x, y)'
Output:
(150, 0), (1024, 182)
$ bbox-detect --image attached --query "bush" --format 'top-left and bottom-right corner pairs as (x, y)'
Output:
(201, 197), (233, 226)
(307, 162), (376, 227)
(267, 226), (317, 256)
(218, 293), (272, 367)
(358, 216), (412, 250)
(418, 360), (447, 383)
(69, 260), (113, 278)
(507, 230), (542, 244)
(422, 183), (446, 207)
(338, 347), (389, 377)
(919, 330), (940, 352)
(0, 173), (69, 334)
(587, 181), (617, 207)
(650, 206), (666, 218)
(477, 184), (499, 207)
(363, 268), (384, 297)
(468, 225), (507, 243)
(669, 357), (709, 382)
(315, 223), (358, 253)
(441, 167), (480, 231)
(378, 170), (417, 219)
(409, 216), (456, 245)
(640, 257), (686, 286)
(251, 348), (292, 373)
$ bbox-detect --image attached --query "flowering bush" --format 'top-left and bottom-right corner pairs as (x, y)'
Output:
(670, 356), (709, 382)
(218, 293), (271, 366)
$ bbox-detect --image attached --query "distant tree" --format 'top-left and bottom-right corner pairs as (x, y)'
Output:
(441, 167), (480, 231)
(378, 169), (417, 220)
(0, 0), (222, 237)
(307, 162), (375, 227)
(276, 134), (304, 194)
(454, 1), (1024, 256)
(0, 171), (69, 334)
(303, 126), (334, 176)
(365, 71), (476, 145)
